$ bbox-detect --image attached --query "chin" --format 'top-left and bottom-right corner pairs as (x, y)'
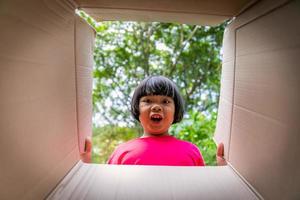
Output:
(148, 130), (167, 135)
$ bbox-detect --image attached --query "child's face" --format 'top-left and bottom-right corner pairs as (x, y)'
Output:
(139, 95), (175, 136)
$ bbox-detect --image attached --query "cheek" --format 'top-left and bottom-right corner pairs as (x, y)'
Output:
(138, 107), (148, 121)
(166, 107), (175, 121)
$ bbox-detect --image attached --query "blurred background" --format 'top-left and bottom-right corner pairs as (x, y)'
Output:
(78, 11), (226, 166)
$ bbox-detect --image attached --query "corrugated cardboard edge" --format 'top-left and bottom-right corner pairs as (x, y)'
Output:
(74, 0), (256, 25)
(80, 7), (230, 26)
(227, 163), (264, 200)
(45, 161), (84, 199)
(75, 14), (95, 153)
(28, 149), (79, 200)
(48, 163), (260, 200)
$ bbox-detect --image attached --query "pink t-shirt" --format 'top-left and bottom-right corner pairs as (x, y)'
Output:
(108, 135), (205, 166)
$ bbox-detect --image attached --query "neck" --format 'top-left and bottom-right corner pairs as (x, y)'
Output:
(142, 132), (169, 138)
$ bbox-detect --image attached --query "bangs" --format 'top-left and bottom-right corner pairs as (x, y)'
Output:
(139, 76), (176, 98)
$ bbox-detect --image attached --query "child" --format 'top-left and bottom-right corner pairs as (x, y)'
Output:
(108, 75), (205, 166)
(80, 76), (227, 166)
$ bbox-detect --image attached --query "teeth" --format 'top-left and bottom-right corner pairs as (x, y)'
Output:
(152, 115), (162, 119)
(151, 115), (162, 122)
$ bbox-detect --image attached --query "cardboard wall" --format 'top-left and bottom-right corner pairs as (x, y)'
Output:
(1, 0), (299, 199)
(75, 0), (250, 15)
(75, 15), (94, 153)
(75, 0), (254, 26)
(215, 0), (300, 199)
(0, 0), (79, 199)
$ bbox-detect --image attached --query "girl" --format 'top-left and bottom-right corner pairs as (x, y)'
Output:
(80, 76), (226, 166)
(108, 75), (205, 166)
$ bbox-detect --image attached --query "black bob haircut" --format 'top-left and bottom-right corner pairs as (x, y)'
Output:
(131, 76), (185, 124)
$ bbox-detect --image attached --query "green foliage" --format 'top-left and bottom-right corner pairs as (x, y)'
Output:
(170, 111), (217, 166)
(92, 125), (141, 163)
(77, 10), (224, 166)
(85, 18), (225, 124)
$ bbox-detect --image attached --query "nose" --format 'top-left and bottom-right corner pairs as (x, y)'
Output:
(151, 104), (162, 112)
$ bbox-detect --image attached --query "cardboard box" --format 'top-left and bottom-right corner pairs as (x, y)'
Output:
(0, 0), (299, 199)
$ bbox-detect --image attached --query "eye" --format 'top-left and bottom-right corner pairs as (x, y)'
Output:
(142, 98), (151, 103)
(163, 99), (171, 104)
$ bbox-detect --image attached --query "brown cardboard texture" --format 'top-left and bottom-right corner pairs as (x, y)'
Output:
(231, 1), (300, 199)
(75, 15), (94, 153)
(48, 162), (258, 200)
(0, 0), (79, 199)
(74, 0), (253, 26)
(0, 0), (299, 199)
(214, 0), (300, 199)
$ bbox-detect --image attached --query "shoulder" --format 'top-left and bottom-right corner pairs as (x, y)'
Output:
(169, 136), (202, 154)
(114, 137), (142, 151)
(107, 138), (143, 164)
(172, 137), (205, 165)
(172, 137), (199, 150)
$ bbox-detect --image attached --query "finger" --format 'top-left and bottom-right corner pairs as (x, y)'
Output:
(217, 142), (224, 157)
(80, 152), (91, 163)
(84, 136), (92, 153)
(217, 156), (227, 166)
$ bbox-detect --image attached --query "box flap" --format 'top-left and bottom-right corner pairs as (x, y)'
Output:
(74, 0), (254, 25)
(75, 15), (95, 154)
(48, 162), (259, 200)
(215, 0), (300, 199)
(0, 0), (79, 199)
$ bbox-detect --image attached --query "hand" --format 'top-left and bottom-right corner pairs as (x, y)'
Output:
(80, 137), (92, 163)
(216, 143), (227, 166)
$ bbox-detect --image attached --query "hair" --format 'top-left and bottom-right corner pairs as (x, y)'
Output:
(131, 75), (185, 124)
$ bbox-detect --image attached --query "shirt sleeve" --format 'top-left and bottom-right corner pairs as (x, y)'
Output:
(190, 144), (206, 166)
(107, 150), (116, 164)
(107, 144), (131, 164)
(107, 144), (122, 164)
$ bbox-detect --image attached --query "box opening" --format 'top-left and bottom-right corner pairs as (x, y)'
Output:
(2, 0), (299, 199)
(77, 10), (226, 166)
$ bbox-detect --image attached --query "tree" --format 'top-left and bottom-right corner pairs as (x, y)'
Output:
(77, 11), (225, 165)
(90, 20), (224, 125)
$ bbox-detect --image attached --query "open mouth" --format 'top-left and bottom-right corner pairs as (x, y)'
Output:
(150, 114), (163, 122)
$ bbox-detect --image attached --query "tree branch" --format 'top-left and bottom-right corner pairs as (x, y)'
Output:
(168, 25), (199, 77)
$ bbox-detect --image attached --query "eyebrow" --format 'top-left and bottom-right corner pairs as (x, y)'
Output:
(141, 95), (172, 99)
(140, 96), (174, 102)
